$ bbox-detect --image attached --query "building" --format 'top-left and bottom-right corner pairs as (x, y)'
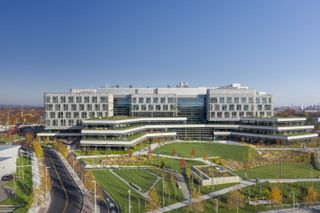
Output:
(0, 145), (21, 177)
(38, 83), (318, 148)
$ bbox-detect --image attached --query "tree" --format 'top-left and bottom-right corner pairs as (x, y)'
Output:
(180, 159), (187, 170)
(52, 138), (57, 148)
(44, 137), (50, 146)
(227, 190), (245, 210)
(146, 187), (161, 212)
(203, 153), (208, 161)
(171, 148), (177, 156)
(188, 188), (204, 213)
(269, 185), (282, 204)
(191, 147), (196, 158)
(305, 186), (318, 203)
(33, 138), (44, 159)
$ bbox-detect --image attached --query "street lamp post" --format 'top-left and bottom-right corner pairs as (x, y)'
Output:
(128, 190), (131, 213)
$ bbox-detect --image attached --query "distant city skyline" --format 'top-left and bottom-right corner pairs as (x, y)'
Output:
(1, 0), (320, 106)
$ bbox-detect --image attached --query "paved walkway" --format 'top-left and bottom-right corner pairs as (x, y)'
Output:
(0, 182), (12, 203)
(255, 147), (314, 152)
(174, 172), (189, 200)
(28, 151), (51, 213)
(158, 179), (255, 212)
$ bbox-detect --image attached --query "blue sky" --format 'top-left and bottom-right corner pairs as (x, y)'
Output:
(0, 0), (320, 106)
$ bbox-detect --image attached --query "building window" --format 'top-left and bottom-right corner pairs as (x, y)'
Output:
(156, 105), (161, 110)
(52, 120), (58, 126)
(60, 96), (66, 103)
(68, 96), (74, 103)
(224, 112), (230, 118)
(262, 98), (267, 103)
(92, 96), (98, 103)
(161, 97), (166, 103)
(237, 104), (241, 111)
(146, 97), (151, 103)
(63, 104), (68, 111)
(234, 97), (239, 103)
(71, 104), (77, 111)
(55, 104), (61, 111)
(241, 97), (247, 103)
(46, 96), (51, 103)
(257, 105), (263, 110)
(222, 105), (227, 111)
(153, 97), (159, 103)
(217, 112), (222, 118)
(148, 105), (154, 111)
(132, 105), (139, 111)
(219, 97), (225, 103)
(163, 105), (168, 111)
(141, 105), (147, 111)
(229, 104), (235, 111)
(81, 112), (87, 118)
(214, 104), (220, 111)
(256, 98), (260, 103)
(73, 112), (79, 118)
(248, 97), (253, 103)
(244, 105), (249, 111)
(76, 97), (82, 103)
(60, 119), (66, 126)
(211, 97), (218, 103)
(46, 104), (53, 111)
(232, 112), (237, 118)
(102, 104), (108, 111)
(132, 97), (137, 103)
(66, 112), (71, 118)
(168, 97), (175, 103)
(95, 104), (100, 111)
(89, 112), (95, 118)
(139, 97), (144, 103)
(79, 104), (85, 111)
(100, 96), (108, 103)
(264, 105), (271, 110)
(68, 120), (74, 126)
(227, 97), (232, 103)
(84, 96), (90, 103)
(170, 105), (175, 111)
(211, 112), (215, 118)
(87, 104), (92, 111)
(50, 112), (55, 119)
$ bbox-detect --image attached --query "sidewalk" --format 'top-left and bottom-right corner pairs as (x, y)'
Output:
(54, 150), (94, 213)
(28, 152), (51, 213)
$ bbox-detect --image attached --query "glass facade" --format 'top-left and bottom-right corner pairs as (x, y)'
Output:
(177, 95), (206, 123)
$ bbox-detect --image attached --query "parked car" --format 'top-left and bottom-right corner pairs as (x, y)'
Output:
(1, 175), (13, 181)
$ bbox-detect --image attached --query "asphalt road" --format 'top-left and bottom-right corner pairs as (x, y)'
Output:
(44, 148), (83, 213)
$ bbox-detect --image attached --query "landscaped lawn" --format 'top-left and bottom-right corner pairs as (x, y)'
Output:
(93, 169), (147, 213)
(146, 168), (185, 206)
(81, 156), (205, 173)
(235, 162), (320, 179)
(0, 155), (32, 213)
(144, 157), (206, 173)
(155, 142), (258, 162)
(113, 169), (158, 193)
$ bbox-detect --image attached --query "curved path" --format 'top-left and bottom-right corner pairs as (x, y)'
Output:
(44, 148), (84, 213)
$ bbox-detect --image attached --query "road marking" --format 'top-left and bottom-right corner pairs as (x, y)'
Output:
(48, 151), (69, 213)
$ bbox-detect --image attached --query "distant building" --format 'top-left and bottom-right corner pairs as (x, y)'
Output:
(38, 83), (318, 148)
(0, 145), (21, 177)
